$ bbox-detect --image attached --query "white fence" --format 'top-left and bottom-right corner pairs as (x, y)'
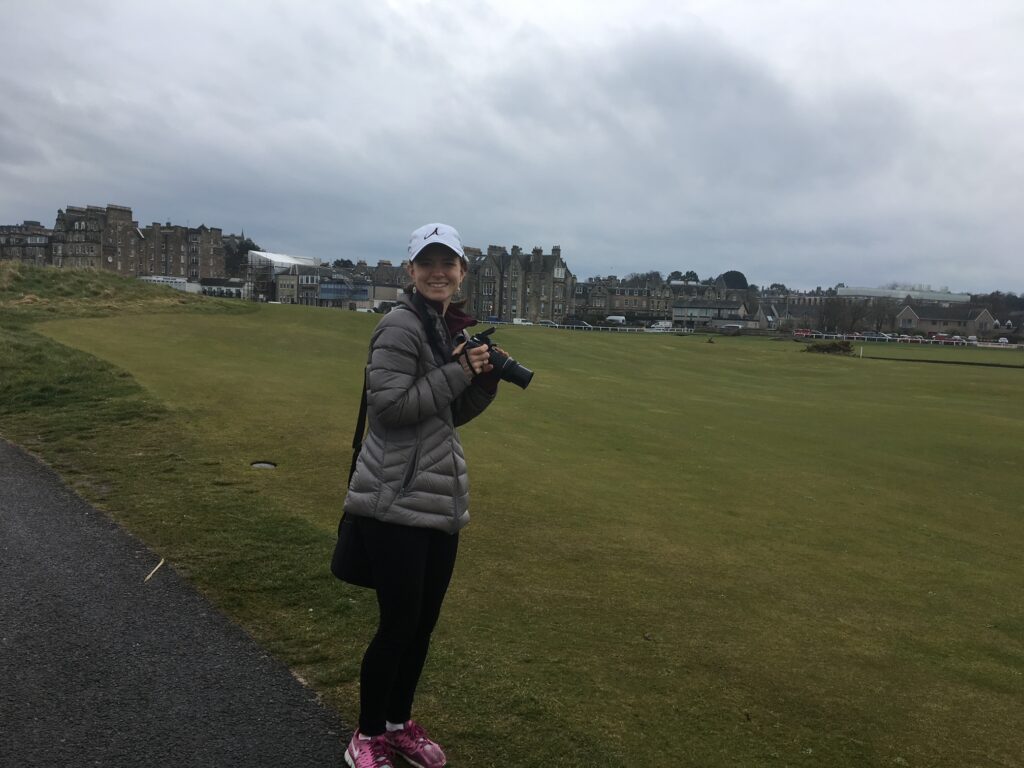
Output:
(798, 331), (1020, 349)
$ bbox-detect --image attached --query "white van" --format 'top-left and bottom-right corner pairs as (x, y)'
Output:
(512, 317), (533, 326)
(605, 315), (626, 325)
(646, 321), (673, 332)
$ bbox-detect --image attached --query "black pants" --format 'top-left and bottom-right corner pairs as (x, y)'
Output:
(356, 517), (459, 736)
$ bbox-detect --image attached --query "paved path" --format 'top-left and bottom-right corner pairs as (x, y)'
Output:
(0, 439), (348, 767)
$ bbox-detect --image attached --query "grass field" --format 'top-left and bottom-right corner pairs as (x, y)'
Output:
(855, 341), (1024, 366)
(2, 264), (1022, 767)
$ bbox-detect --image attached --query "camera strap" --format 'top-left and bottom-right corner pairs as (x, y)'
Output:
(348, 366), (368, 483)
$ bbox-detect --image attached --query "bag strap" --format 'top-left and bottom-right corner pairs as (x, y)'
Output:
(406, 293), (451, 367)
(348, 366), (369, 482)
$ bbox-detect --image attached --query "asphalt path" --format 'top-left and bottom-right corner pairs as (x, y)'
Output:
(0, 438), (348, 767)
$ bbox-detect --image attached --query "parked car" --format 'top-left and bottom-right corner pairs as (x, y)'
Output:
(535, 319), (558, 327)
(998, 337), (1009, 344)
(562, 317), (591, 327)
(605, 315), (626, 325)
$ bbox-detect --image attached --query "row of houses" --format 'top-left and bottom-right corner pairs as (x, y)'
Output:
(1, 205), (226, 280)
(666, 298), (1008, 337)
(3, 204), (1016, 335)
(242, 245), (580, 323)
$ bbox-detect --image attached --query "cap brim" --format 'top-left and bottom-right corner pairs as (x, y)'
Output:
(409, 241), (466, 262)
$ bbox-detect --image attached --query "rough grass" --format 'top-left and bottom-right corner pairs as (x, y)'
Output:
(0, 261), (250, 326)
(2, 266), (1023, 767)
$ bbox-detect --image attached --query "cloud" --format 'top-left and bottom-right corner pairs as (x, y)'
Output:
(1, 1), (1020, 292)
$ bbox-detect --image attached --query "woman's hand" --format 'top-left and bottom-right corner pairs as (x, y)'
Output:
(452, 341), (494, 380)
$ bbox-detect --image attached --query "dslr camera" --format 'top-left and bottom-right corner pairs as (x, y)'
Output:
(460, 327), (534, 389)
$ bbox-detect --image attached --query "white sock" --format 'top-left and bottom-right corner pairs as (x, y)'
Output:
(386, 721), (406, 732)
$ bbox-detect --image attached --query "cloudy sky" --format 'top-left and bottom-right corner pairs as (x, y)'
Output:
(3, 1), (1022, 292)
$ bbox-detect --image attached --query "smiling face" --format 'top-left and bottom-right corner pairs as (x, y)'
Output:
(407, 244), (466, 309)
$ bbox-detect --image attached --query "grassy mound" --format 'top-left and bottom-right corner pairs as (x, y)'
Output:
(0, 261), (247, 326)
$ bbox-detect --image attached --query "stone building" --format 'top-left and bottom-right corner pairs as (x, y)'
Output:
(52, 204), (144, 272)
(895, 305), (996, 336)
(0, 221), (52, 265)
(672, 298), (749, 329)
(45, 204), (226, 280)
(604, 277), (674, 321)
(138, 221), (225, 280)
(464, 244), (575, 323)
(573, 274), (679, 322)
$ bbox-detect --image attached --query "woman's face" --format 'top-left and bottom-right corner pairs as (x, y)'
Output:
(408, 246), (466, 306)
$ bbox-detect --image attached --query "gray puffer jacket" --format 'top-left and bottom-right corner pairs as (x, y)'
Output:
(343, 294), (494, 533)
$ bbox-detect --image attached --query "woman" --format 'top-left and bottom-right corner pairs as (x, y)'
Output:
(343, 223), (498, 768)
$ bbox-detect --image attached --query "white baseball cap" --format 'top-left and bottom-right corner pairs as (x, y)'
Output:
(408, 222), (466, 263)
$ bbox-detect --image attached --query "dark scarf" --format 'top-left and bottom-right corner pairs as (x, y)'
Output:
(409, 292), (479, 366)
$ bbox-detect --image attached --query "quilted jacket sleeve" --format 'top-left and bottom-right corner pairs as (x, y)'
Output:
(451, 383), (495, 427)
(368, 321), (470, 428)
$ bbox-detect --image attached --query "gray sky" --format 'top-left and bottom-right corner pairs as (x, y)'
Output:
(2, 0), (1022, 292)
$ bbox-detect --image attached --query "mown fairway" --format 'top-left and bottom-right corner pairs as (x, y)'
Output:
(857, 341), (1024, 366)
(2, 268), (1022, 767)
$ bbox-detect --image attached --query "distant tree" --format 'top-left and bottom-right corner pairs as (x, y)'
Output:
(820, 297), (846, 333)
(719, 270), (748, 290)
(865, 297), (899, 332)
(971, 291), (1024, 320)
(821, 297), (871, 333)
(682, 270), (699, 282)
(224, 236), (262, 277)
(332, 258), (354, 269)
(768, 282), (788, 292)
(667, 270), (683, 282)
(625, 270), (663, 285)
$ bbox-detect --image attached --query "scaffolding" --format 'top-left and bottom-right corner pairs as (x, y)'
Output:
(245, 251), (276, 302)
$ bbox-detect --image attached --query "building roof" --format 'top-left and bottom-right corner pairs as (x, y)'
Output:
(896, 304), (992, 321)
(248, 250), (319, 268)
(672, 298), (745, 310)
(837, 286), (971, 303)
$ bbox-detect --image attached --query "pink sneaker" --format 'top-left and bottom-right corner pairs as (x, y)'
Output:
(384, 720), (447, 768)
(345, 730), (395, 768)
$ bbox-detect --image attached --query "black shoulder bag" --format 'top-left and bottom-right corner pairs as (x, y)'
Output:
(330, 367), (375, 588)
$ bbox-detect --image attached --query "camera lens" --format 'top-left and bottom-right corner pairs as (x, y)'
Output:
(490, 348), (533, 389)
